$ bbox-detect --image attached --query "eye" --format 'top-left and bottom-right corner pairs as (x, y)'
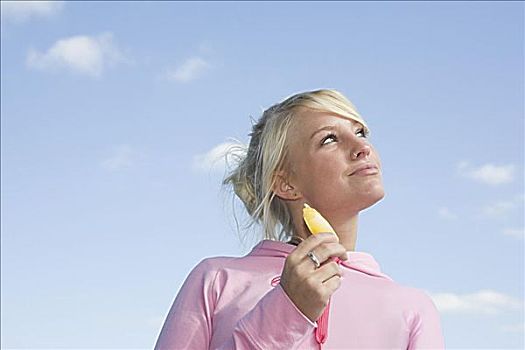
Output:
(321, 133), (338, 146)
(356, 128), (368, 138)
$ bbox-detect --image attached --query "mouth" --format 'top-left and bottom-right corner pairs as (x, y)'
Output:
(349, 163), (379, 176)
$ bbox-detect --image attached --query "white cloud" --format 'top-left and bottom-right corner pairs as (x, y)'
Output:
(502, 227), (524, 239)
(431, 289), (522, 315)
(438, 206), (458, 220)
(458, 161), (515, 185)
(165, 57), (210, 82)
(193, 141), (246, 173)
(1, 1), (64, 22)
(26, 32), (126, 77)
(500, 322), (525, 333)
(101, 145), (139, 172)
(481, 195), (523, 219)
(482, 200), (516, 218)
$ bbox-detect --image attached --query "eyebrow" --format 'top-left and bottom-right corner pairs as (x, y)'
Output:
(310, 125), (337, 140)
(310, 122), (363, 140)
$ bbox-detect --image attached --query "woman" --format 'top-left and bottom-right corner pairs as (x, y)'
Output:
(155, 89), (445, 349)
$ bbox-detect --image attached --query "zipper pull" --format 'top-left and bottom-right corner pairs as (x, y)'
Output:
(315, 298), (331, 345)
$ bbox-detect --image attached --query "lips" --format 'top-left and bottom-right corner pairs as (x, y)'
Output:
(349, 163), (379, 176)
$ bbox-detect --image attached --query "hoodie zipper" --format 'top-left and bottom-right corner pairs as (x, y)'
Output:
(315, 297), (331, 349)
(315, 257), (342, 349)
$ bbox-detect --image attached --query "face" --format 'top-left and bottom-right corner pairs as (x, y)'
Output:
(285, 109), (385, 216)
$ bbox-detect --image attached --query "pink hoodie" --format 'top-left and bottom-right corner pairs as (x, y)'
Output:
(155, 240), (445, 349)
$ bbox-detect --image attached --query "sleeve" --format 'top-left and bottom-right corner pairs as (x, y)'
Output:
(220, 284), (316, 349)
(154, 259), (217, 350)
(154, 259), (316, 350)
(406, 291), (446, 349)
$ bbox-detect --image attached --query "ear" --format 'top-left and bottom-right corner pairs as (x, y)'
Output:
(272, 170), (302, 201)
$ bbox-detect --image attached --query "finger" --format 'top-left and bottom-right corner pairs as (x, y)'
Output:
(313, 261), (343, 283)
(293, 232), (338, 259)
(322, 274), (342, 295)
(310, 242), (348, 264)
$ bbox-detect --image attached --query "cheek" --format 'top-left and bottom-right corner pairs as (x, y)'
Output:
(300, 155), (344, 191)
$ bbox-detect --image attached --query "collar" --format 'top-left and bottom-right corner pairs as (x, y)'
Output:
(249, 240), (393, 281)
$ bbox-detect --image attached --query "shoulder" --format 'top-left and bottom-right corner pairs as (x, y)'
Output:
(186, 254), (259, 282)
(407, 287), (437, 306)
(188, 256), (238, 280)
(175, 257), (240, 299)
(368, 275), (438, 312)
(396, 286), (444, 342)
(396, 284), (440, 315)
(186, 252), (282, 291)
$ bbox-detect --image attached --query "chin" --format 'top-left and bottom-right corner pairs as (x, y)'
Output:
(325, 188), (384, 216)
(366, 188), (385, 208)
(360, 190), (385, 210)
(354, 186), (385, 212)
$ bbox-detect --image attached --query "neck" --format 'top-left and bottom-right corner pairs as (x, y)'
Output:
(332, 215), (358, 251)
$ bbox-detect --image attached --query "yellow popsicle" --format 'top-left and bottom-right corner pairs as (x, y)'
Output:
(303, 203), (337, 236)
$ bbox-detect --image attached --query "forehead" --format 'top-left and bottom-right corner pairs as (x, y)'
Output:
(291, 109), (363, 135)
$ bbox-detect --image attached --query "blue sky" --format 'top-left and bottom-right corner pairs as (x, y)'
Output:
(1, 1), (523, 348)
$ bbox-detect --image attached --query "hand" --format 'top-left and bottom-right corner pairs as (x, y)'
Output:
(280, 233), (348, 322)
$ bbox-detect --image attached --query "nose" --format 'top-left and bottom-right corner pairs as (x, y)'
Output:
(351, 139), (371, 160)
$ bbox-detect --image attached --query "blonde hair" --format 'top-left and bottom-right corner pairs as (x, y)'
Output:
(223, 89), (369, 242)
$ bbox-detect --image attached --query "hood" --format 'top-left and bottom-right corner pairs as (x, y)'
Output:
(249, 240), (393, 281)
